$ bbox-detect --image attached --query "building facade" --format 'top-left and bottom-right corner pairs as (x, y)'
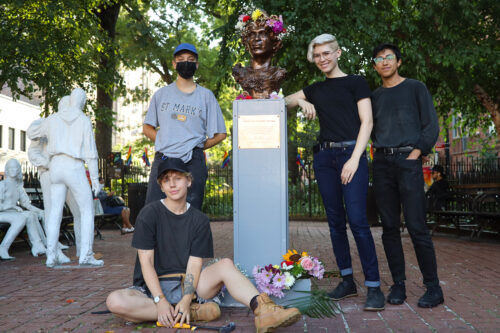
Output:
(0, 88), (42, 171)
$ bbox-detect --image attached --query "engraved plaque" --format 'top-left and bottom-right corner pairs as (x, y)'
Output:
(238, 115), (280, 149)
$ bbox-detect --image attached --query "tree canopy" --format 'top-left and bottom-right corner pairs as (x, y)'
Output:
(1, 0), (498, 158)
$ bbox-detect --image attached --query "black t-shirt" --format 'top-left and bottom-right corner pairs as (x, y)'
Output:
(303, 75), (371, 142)
(371, 78), (439, 154)
(132, 200), (214, 288)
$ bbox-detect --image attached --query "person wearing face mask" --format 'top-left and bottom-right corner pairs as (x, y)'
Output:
(143, 43), (227, 209)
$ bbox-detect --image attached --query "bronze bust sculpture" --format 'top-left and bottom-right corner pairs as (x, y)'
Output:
(233, 10), (286, 99)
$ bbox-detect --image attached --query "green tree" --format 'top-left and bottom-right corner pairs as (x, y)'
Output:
(0, 0), (102, 114)
(226, 0), (499, 164)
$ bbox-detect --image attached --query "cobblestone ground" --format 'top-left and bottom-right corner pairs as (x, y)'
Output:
(1, 222), (499, 332)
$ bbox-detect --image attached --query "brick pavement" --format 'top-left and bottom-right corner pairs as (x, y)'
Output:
(1, 222), (499, 332)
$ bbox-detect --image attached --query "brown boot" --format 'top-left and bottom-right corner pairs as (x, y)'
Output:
(190, 302), (221, 322)
(254, 293), (301, 333)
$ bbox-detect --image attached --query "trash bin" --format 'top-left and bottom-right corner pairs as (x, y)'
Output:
(128, 182), (148, 225)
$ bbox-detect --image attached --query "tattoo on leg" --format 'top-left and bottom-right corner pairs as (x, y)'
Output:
(184, 273), (195, 295)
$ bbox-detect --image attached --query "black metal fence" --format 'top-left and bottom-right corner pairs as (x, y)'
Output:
(439, 156), (500, 186)
(20, 155), (500, 220)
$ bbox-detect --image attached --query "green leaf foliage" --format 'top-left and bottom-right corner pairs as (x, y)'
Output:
(282, 289), (341, 319)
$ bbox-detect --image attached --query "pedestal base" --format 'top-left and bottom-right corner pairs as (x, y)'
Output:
(219, 278), (311, 308)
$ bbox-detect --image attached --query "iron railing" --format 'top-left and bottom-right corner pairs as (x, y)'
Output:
(20, 155), (499, 220)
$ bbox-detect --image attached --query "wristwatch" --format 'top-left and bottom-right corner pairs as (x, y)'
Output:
(153, 294), (164, 304)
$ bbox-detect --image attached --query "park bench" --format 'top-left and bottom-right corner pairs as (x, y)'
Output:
(428, 184), (500, 239)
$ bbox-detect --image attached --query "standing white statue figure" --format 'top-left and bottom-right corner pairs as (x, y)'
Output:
(28, 98), (82, 258)
(27, 88), (102, 267)
(0, 159), (47, 259)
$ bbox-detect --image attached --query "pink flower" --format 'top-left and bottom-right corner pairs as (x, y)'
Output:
(273, 273), (286, 288)
(300, 257), (314, 271)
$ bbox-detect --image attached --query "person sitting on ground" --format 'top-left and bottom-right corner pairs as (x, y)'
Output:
(106, 158), (301, 333)
(426, 165), (450, 212)
(96, 177), (134, 233)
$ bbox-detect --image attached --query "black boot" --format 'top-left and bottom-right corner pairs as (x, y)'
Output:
(328, 275), (357, 300)
(364, 287), (385, 311)
(387, 281), (406, 305)
(418, 285), (444, 308)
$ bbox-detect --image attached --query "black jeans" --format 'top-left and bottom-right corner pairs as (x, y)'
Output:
(145, 148), (208, 210)
(373, 151), (439, 287)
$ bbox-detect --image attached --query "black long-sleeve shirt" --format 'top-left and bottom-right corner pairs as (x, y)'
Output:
(371, 78), (439, 155)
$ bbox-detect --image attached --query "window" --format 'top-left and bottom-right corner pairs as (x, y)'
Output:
(451, 115), (462, 139)
(8, 127), (15, 150)
(20, 130), (26, 152)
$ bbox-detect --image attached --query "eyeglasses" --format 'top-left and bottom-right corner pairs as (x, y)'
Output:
(373, 54), (396, 64)
(313, 51), (335, 61)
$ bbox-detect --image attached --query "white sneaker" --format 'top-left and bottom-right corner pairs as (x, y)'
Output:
(0, 247), (15, 260)
(57, 250), (71, 264)
(58, 242), (69, 250)
(31, 242), (46, 257)
(79, 255), (104, 266)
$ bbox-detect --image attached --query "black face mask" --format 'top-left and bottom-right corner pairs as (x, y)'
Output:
(176, 61), (197, 79)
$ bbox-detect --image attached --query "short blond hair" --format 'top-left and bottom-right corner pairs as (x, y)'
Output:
(307, 34), (339, 63)
(157, 170), (193, 185)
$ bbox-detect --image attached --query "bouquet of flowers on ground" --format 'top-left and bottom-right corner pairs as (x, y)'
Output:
(253, 249), (325, 298)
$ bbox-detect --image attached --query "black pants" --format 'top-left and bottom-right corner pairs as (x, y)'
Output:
(373, 151), (439, 287)
(145, 148), (208, 210)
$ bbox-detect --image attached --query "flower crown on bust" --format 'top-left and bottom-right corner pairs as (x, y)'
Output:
(235, 9), (288, 39)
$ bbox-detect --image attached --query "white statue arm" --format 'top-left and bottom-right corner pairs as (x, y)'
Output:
(18, 187), (43, 218)
(27, 118), (47, 140)
(82, 116), (100, 196)
(87, 158), (100, 196)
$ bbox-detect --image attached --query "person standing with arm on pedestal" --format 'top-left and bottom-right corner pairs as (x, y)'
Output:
(285, 34), (384, 311)
(371, 43), (443, 308)
(143, 43), (227, 209)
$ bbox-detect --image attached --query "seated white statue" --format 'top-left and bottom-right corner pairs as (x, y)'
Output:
(0, 159), (47, 260)
(27, 88), (102, 267)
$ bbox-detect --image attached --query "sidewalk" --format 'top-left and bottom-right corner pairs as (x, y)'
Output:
(1, 221), (499, 332)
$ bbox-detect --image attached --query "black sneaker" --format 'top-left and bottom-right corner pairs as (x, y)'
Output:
(328, 279), (357, 300)
(387, 282), (407, 305)
(418, 285), (444, 308)
(364, 287), (385, 311)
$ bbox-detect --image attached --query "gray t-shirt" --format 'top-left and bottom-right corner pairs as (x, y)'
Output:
(144, 82), (226, 162)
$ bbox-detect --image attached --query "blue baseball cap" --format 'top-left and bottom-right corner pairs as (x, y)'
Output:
(173, 43), (198, 57)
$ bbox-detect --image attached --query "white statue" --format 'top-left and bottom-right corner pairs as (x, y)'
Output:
(27, 88), (102, 267)
(0, 159), (47, 260)
(28, 104), (82, 258)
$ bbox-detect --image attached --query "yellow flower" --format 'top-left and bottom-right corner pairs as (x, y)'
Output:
(251, 9), (263, 21)
(273, 265), (280, 269)
(282, 249), (302, 262)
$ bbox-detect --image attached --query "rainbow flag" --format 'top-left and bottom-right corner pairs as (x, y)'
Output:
(423, 166), (432, 186)
(125, 146), (132, 166)
(296, 153), (305, 168)
(369, 144), (374, 160)
(142, 148), (150, 167)
(221, 151), (230, 168)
